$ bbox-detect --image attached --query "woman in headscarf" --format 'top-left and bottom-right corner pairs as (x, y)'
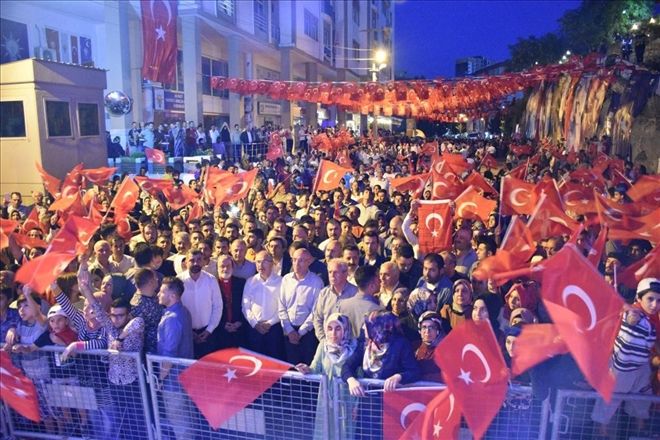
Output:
(296, 313), (357, 439)
(439, 279), (474, 334)
(415, 311), (444, 381)
(472, 294), (504, 341)
(341, 310), (420, 439)
(503, 282), (539, 322)
(390, 287), (421, 346)
(342, 310), (420, 396)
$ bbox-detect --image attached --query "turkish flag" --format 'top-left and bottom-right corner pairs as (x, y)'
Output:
(134, 175), (174, 198)
(163, 184), (199, 210)
(479, 153), (497, 169)
(21, 208), (41, 233)
(627, 175), (660, 204)
(500, 216), (536, 264)
(398, 388), (462, 440)
(141, 0), (178, 83)
(59, 163), (84, 200)
(569, 167), (606, 189)
(471, 250), (522, 285)
(110, 177), (140, 213)
(434, 320), (508, 440)
(454, 186), (496, 223)
(440, 152), (470, 176)
(463, 171), (498, 196)
(587, 225), (608, 267)
(500, 175), (537, 216)
(313, 160), (352, 193)
(114, 209), (134, 240)
(81, 166), (117, 185)
(203, 167), (233, 203)
(511, 324), (569, 377)
(390, 173), (429, 195)
(215, 168), (258, 205)
(618, 246), (660, 289)
(15, 251), (77, 293)
(145, 147), (167, 164)
(35, 162), (61, 196)
(186, 200), (204, 225)
(610, 169), (632, 188)
(507, 162), (527, 180)
(540, 245), (623, 401)
(179, 348), (292, 430)
(430, 169), (464, 200)
(336, 148), (351, 168)
(559, 181), (595, 215)
(527, 193), (578, 240)
(533, 178), (564, 211)
(383, 388), (438, 440)
(265, 142), (283, 162)
(0, 351), (41, 422)
(422, 141), (439, 156)
(49, 215), (101, 256)
(0, 219), (19, 249)
(418, 200), (453, 253)
(607, 210), (660, 243)
(510, 144), (532, 156)
(48, 191), (86, 219)
(12, 233), (48, 250)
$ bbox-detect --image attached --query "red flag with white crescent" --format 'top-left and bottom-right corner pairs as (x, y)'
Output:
(627, 175), (660, 204)
(540, 245), (622, 401)
(179, 348), (292, 430)
(313, 160), (352, 193)
(434, 320), (508, 440)
(453, 185), (496, 223)
(81, 166), (117, 185)
(35, 162), (61, 196)
(418, 200), (453, 254)
(511, 323), (569, 377)
(383, 388), (439, 440)
(134, 176), (174, 198)
(390, 173), (430, 195)
(500, 175), (537, 216)
(463, 171), (498, 196)
(110, 177), (140, 213)
(145, 147), (167, 164)
(163, 184), (199, 210)
(0, 351), (41, 422)
(215, 168), (258, 205)
(618, 246), (660, 289)
(15, 251), (77, 293)
(141, 0), (178, 83)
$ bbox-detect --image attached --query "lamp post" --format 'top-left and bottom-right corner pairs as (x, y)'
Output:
(369, 48), (388, 139)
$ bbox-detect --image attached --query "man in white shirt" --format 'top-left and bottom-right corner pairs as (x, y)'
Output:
(178, 249), (223, 358)
(243, 250), (284, 360)
(278, 245), (324, 364)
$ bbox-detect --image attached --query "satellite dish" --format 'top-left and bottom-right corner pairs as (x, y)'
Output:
(104, 90), (132, 116)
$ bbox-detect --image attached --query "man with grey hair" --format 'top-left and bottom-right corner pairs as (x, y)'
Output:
(312, 258), (357, 341)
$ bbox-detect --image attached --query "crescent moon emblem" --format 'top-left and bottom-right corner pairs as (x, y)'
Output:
(562, 190), (581, 207)
(549, 216), (569, 227)
(561, 284), (597, 331)
(228, 355), (263, 377)
(151, 0), (173, 26)
(323, 170), (338, 185)
(510, 188), (530, 207)
(232, 181), (248, 195)
(425, 213), (444, 232)
(458, 201), (478, 218)
(461, 343), (492, 383)
(446, 393), (455, 421)
(400, 402), (426, 429)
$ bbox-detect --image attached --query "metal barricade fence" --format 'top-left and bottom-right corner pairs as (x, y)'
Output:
(145, 354), (326, 440)
(2, 346), (154, 440)
(550, 389), (660, 440)
(333, 379), (549, 440)
(242, 142), (269, 162)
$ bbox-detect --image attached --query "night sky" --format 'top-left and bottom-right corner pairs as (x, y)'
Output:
(394, 0), (581, 79)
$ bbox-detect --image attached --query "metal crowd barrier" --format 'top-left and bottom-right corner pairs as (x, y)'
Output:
(3, 347), (659, 440)
(549, 389), (660, 440)
(2, 346), (153, 440)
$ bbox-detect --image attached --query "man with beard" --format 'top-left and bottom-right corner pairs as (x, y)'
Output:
(178, 249), (223, 358)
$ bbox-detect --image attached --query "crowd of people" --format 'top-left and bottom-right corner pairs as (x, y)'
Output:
(2, 127), (659, 439)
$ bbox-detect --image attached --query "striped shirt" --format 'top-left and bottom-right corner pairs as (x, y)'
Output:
(56, 292), (108, 350)
(612, 311), (657, 372)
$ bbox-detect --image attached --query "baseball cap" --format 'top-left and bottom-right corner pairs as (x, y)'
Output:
(637, 277), (660, 297)
(47, 305), (67, 320)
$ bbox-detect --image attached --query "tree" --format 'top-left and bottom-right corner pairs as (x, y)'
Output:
(508, 33), (566, 72)
(560, 0), (653, 54)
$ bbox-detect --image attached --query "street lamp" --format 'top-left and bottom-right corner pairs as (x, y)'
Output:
(371, 48), (388, 81)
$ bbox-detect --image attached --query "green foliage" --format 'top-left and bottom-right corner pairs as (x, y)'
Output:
(508, 33), (565, 72)
(129, 151), (146, 159)
(560, 0), (653, 54)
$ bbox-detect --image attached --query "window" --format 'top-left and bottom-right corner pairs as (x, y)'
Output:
(45, 101), (71, 137)
(202, 57), (229, 98)
(352, 40), (360, 60)
(216, 0), (235, 18)
(323, 21), (333, 63)
(304, 10), (318, 41)
(163, 50), (184, 91)
(0, 101), (26, 138)
(254, 0), (267, 33)
(371, 10), (377, 28)
(352, 0), (360, 25)
(78, 103), (99, 136)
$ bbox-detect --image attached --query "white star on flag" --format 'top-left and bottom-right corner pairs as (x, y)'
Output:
(223, 367), (237, 383)
(433, 422), (442, 437)
(431, 230), (439, 238)
(458, 368), (474, 385)
(155, 26), (166, 41)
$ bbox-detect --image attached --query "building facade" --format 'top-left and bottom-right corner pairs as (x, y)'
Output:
(1, 0), (395, 142)
(455, 55), (489, 77)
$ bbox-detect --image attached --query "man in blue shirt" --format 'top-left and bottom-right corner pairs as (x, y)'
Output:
(157, 277), (194, 440)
